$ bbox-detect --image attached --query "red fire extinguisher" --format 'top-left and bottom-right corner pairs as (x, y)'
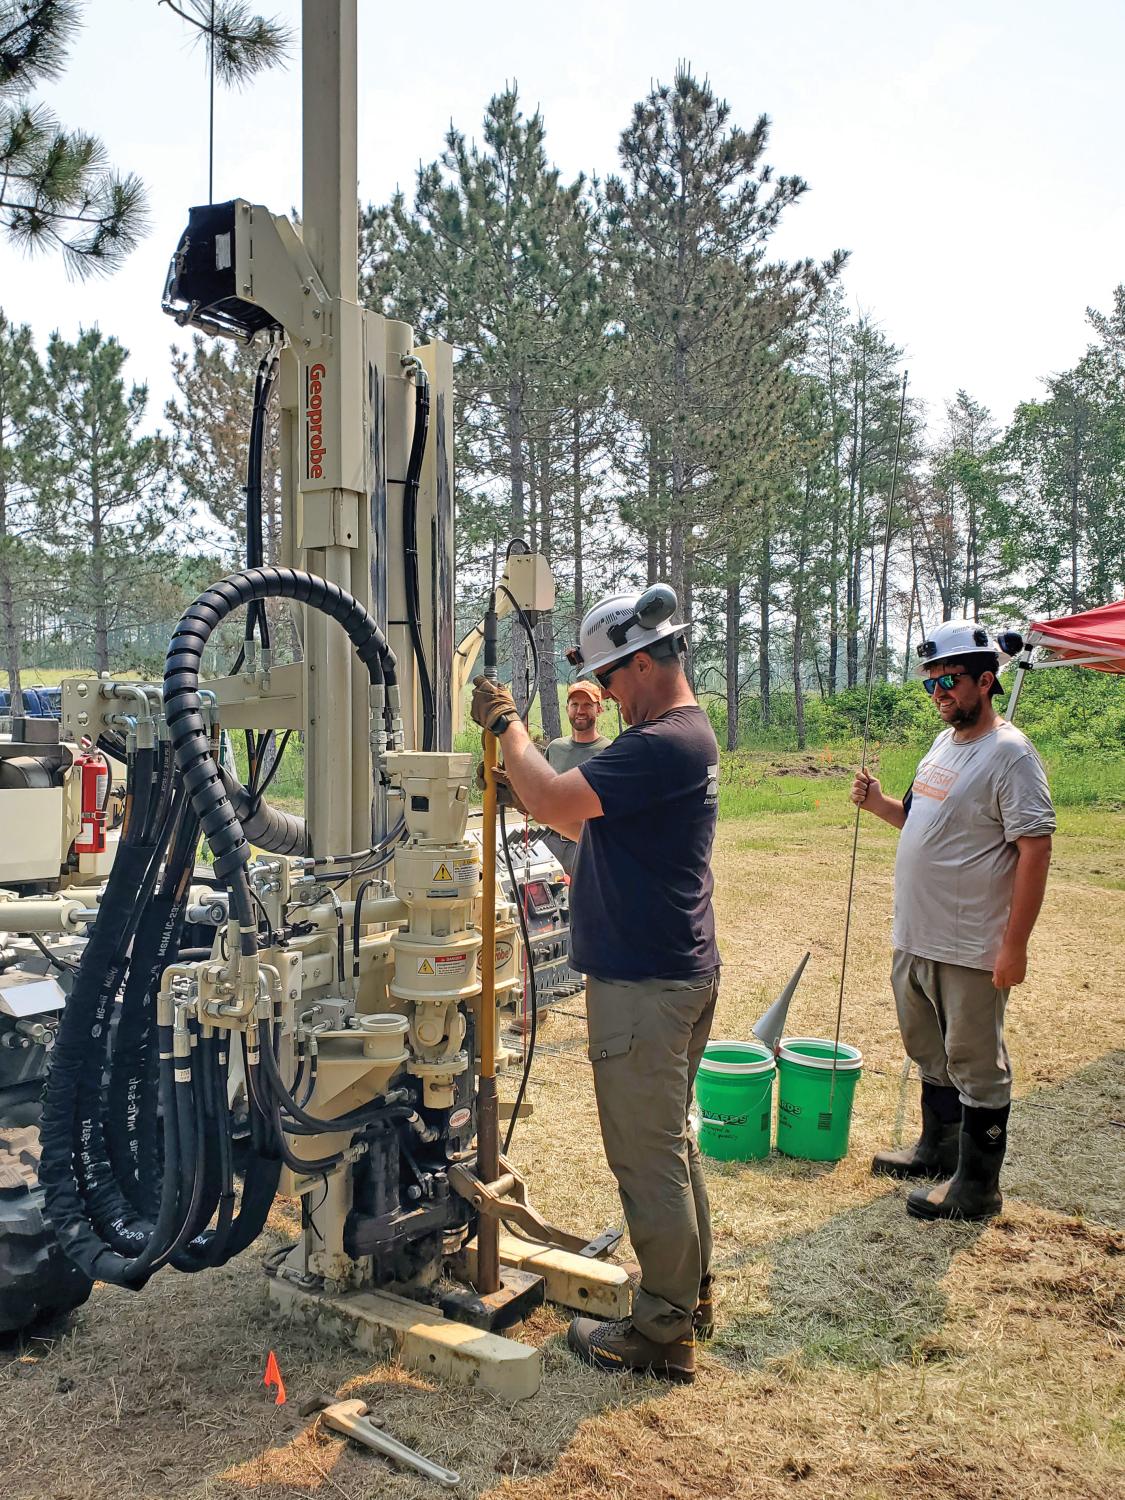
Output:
(74, 750), (109, 855)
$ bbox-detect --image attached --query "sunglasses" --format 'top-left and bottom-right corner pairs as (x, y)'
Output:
(923, 671), (969, 695)
(594, 653), (636, 690)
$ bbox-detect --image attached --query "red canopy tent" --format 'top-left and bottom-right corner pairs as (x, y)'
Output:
(1007, 598), (1125, 718)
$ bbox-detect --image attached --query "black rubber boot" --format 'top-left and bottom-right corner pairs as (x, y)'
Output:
(567, 1316), (696, 1383)
(907, 1103), (1009, 1222)
(872, 1081), (961, 1180)
(692, 1274), (715, 1340)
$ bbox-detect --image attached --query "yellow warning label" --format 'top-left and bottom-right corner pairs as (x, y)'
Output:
(432, 863), (453, 882)
(417, 958), (435, 975)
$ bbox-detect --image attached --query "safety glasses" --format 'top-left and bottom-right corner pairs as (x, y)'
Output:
(594, 653), (635, 690)
(923, 671), (968, 695)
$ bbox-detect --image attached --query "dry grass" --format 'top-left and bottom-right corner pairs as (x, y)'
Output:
(2, 802), (1123, 1499)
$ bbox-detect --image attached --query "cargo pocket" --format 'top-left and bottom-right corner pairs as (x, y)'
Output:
(586, 1030), (633, 1064)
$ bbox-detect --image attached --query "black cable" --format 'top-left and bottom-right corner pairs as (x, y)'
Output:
(499, 802), (538, 1155)
(402, 369), (435, 749)
(498, 583), (540, 716)
(253, 729), (291, 801)
(245, 351), (278, 651)
(29, 932), (77, 974)
(352, 877), (377, 989)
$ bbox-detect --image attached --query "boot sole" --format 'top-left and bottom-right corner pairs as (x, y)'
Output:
(872, 1158), (949, 1181)
(567, 1333), (695, 1383)
(907, 1195), (1002, 1223)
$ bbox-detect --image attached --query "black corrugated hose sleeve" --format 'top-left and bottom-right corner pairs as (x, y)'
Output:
(219, 766), (307, 856)
(79, 772), (183, 1251)
(106, 795), (198, 1219)
(163, 567), (397, 886)
(39, 756), (188, 1285)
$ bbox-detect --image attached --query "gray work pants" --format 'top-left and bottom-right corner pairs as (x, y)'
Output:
(891, 949), (1012, 1109)
(585, 971), (718, 1343)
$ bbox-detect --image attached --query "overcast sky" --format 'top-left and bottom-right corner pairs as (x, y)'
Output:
(1, 0), (1121, 441)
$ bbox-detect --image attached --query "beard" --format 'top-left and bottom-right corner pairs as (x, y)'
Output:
(947, 699), (983, 728)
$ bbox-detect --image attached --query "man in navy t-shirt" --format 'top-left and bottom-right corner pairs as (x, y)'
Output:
(472, 584), (720, 1385)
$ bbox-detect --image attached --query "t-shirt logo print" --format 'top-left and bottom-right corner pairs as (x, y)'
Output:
(914, 763), (958, 802)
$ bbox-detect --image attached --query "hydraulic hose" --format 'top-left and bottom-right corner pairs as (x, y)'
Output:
(41, 567), (399, 1293)
(39, 746), (190, 1286)
(245, 351), (279, 652)
(219, 765), (307, 855)
(106, 792), (202, 1217)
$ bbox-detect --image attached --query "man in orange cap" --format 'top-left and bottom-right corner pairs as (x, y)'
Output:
(541, 681), (610, 873)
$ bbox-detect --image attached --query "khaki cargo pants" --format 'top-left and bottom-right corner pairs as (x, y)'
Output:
(585, 971), (719, 1343)
(891, 950), (1012, 1109)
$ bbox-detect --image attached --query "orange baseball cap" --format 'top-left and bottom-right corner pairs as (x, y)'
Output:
(566, 680), (603, 705)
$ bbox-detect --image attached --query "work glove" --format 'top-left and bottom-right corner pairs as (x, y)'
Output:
(471, 675), (519, 735)
(475, 760), (528, 815)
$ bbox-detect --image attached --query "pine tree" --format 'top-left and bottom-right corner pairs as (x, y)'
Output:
(604, 67), (845, 646)
(164, 334), (281, 564)
(0, 311), (46, 710)
(38, 329), (174, 671)
(361, 88), (609, 731)
(0, 1), (145, 275)
(0, 2), (288, 277)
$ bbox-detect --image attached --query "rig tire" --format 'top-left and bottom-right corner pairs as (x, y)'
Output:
(0, 1126), (92, 1336)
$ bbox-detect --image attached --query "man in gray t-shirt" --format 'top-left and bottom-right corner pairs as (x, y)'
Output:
(542, 681), (609, 874)
(852, 621), (1054, 1224)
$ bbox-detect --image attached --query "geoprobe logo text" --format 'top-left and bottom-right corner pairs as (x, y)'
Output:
(305, 362), (327, 479)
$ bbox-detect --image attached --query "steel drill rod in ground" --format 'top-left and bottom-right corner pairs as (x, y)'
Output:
(476, 722), (502, 1294)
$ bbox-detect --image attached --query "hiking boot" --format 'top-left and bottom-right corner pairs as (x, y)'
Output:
(693, 1274), (715, 1340)
(872, 1081), (961, 1180)
(908, 1103), (1008, 1222)
(567, 1316), (696, 1383)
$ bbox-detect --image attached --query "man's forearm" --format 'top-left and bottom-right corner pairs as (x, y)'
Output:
(868, 794), (907, 830)
(1004, 838), (1052, 948)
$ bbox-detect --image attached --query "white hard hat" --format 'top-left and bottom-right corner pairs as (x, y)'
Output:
(568, 584), (690, 677)
(914, 619), (1022, 675)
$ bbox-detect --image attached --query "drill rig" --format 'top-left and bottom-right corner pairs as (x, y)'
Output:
(0, 2), (627, 1396)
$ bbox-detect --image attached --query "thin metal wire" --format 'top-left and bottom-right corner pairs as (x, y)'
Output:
(829, 371), (909, 1109)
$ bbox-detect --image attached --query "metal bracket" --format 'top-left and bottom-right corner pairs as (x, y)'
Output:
(447, 1153), (596, 1257)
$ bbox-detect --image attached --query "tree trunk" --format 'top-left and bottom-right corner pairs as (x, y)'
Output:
(902, 539), (919, 682)
(536, 430), (561, 742)
(1069, 416), (1081, 612)
(724, 550), (740, 752)
(91, 481), (108, 674)
(572, 408), (585, 628)
(792, 473), (810, 750)
(0, 466), (22, 714)
(758, 498), (772, 728)
(506, 374), (528, 695)
(827, 504), (840, 695)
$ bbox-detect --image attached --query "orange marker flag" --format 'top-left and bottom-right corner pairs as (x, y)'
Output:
(263, 1349), (287, 1405)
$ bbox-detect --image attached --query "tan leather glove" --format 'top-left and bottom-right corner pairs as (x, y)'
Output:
(471, 675), (519, 735)
(475, 760), (528, 815)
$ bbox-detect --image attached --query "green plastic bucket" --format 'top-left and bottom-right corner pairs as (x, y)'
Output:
(776, 1036), (863, 1162)
(695, 1040), (775, 1161)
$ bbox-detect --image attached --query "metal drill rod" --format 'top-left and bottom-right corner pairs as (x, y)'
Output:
(476, 599), (502, 1294)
